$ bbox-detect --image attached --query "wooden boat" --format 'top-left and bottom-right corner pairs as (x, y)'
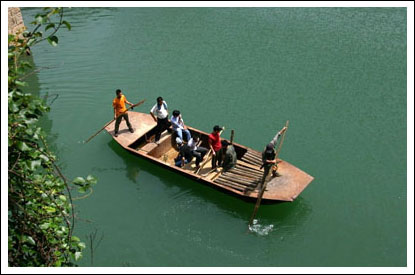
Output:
(105, 111), (313, 201)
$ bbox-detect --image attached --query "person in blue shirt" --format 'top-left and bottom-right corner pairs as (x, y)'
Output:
(170, 110), (191, 143)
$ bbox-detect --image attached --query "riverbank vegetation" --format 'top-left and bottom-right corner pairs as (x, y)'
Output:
(8, 8), (96, 266)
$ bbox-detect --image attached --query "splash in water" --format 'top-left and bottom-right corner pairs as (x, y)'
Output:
(248, 219), (274, 236)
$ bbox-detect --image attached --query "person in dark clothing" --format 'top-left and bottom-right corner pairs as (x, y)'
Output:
(261, 126), (287, 177)
(220, 140), (237, 171)
(174, 138), (194, 168)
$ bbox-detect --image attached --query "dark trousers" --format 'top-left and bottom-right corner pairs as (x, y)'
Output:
(192, 146), (209, 166)
(211, 148), (223, 169)
(155, 117), (171, 142)
(114, 113), (132, 133)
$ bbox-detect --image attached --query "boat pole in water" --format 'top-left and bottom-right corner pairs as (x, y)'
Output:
(248, 121), (289, 229)
(84, 99), (145, 143)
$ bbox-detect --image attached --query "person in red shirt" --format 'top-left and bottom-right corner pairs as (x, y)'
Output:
(113, 89), (134, 137)
(208, 125), (223, 170)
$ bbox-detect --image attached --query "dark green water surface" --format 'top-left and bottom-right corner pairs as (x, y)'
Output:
(21, 7), (407, 267)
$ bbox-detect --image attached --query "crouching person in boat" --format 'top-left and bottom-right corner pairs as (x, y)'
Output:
(113, 89), (134, 137)
(261, 126), (287, 177)
(220, 140), (237, 172)
(187, 133), (209, 170)
(174, 138), (194, 168)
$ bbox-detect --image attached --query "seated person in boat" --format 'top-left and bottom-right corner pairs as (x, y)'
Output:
(220, 140), (237, 171)
(261, 126), (287, 177)
(150, 97), (171, 144)
(187, 133), (209, 169)
(170, 110), (191, 143)
(113, 89), (134, 137)
(174, 138), (193, 168)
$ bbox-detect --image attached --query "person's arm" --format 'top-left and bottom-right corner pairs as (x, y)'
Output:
(269, 127), (287, 147)
(150, 112), (157, 122)
(114, 108), (117, 119)
(170, 117), (181, 129)
(125, 98), (133, 106)
(179, 115), (188, 130)
(208, 138), (215, 156)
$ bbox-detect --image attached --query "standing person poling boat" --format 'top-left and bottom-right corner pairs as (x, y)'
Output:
(150, 97), (170, 145)
(261, 126), (287, 177)
(113, 89), (135, 137)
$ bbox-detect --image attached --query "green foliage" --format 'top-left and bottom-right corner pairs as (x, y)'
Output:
(8, 8), (94, 267)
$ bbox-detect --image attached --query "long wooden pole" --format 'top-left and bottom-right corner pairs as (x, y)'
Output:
(248, 170), (269, 228)
(248, 121), (289, 229)
(84, 99), (145, 143)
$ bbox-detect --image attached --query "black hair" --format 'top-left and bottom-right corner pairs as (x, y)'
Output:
(116, 89), (122, 95)
(157, 97), (163, 102)
(193, 133), (200, 140)
(221, 140), (229, 147)
(172, 110), (180, 117)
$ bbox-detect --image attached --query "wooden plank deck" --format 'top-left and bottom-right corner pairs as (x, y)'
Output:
(104, 112), (157, 147)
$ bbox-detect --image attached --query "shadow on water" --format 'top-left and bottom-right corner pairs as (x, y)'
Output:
(107, 139), (312, 228)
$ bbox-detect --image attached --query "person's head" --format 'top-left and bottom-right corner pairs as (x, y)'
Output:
(213, 125), (222, 133)
(172, 110), (180, 117)
(221, 140), (230, 148)
(193, 133), (200, 142)
(116, 89), (122, 98)
(157, 97), (163, 105)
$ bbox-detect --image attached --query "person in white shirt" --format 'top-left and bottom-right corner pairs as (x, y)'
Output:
(150, 97), (171, 144)
(170, 110), (191, 143)
(187, 134), (209, 169)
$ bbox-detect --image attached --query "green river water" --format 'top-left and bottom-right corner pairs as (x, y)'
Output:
(20, 7), (407, 267)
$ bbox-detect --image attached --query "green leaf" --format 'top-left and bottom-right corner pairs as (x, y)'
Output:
(47, 36), (58, 47)
(39, 154), (50, 162)
(45, 206), (56, 213)
(27, 236), (36, 246)
(35, 15), (44, 24)
(45, 23), (55, 31)
(72, 177), (85, 186)
(62, 20), (72, 31)
(59, 195), (67, 202)
(8, 34), (15, 42)
(15, 80), (28, 87)
(78, 186), (87, 194)
(28, 160), (42, 171)
(86, 175), (97, 185)
(17, 141), (31, 152)
(71, 236), (80, 242)
(9, 102), (19, 113)
(40, 223), (50, 230)
(78, 242), (86, 250)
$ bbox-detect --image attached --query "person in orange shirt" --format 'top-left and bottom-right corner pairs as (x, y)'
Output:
(113, 89), (134, 137)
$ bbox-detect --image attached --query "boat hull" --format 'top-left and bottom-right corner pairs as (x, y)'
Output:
(105, 111), (314, 201)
